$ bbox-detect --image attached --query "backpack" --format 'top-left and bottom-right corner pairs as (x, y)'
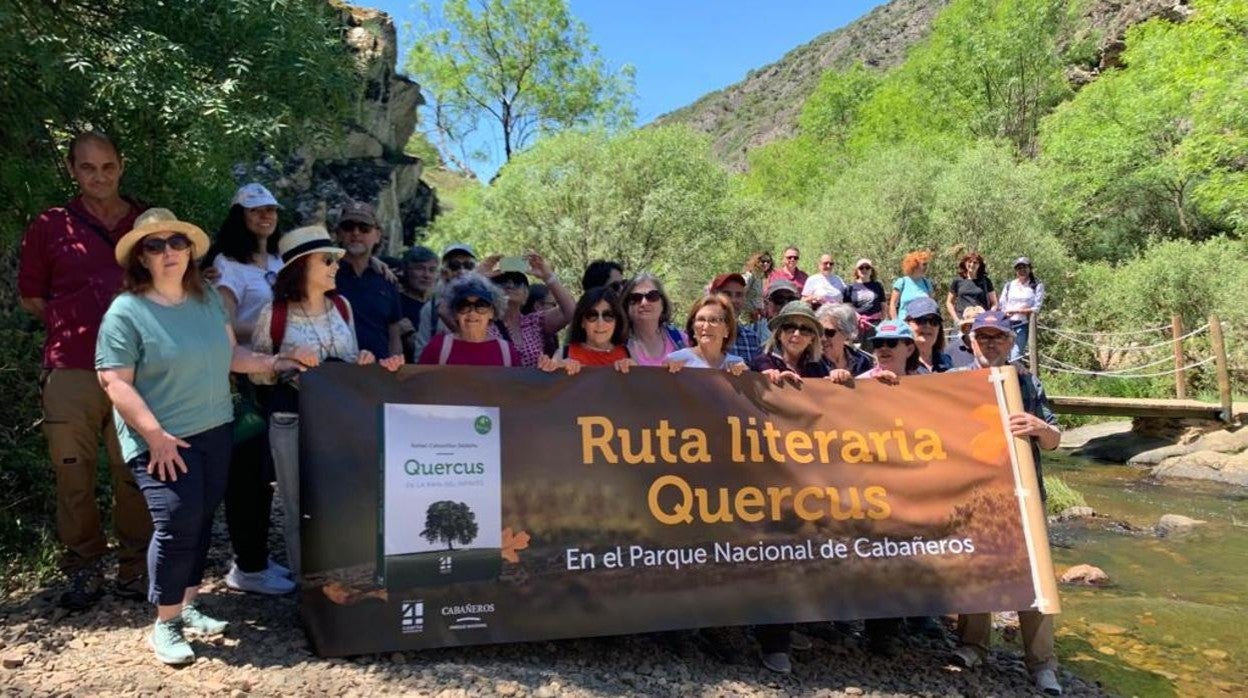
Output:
(437, 335), (513, 367)
(269, 296), (352, 351)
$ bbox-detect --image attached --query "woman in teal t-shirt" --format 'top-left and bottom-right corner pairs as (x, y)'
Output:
(888, 250), (934, 321)
(95, 208), (308, 666)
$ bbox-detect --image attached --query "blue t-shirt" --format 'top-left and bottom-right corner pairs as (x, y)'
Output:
(95, 289), (233, 462)
(892, 276), (933, 321)
(336, 264), (403, 359)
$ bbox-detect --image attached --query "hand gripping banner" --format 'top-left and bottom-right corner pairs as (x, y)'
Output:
(297, 364), (1058, 656)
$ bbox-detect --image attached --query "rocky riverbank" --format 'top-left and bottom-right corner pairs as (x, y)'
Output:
(1063, 419), (1248, 486)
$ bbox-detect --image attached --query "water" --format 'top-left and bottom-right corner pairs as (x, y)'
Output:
(1046, 452), (1248, 697)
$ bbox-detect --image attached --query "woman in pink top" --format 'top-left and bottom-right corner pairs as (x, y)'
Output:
(478, 252), (575, 367)
(621, 273), (687, 366)
(417, 274), (521, 367)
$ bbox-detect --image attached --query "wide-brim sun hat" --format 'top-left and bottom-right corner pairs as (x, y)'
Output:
(869, 320), (916, 348)
(959, 305), (987, 331)
(278, 225), (345, 266)
(114, 208), (210, 266)
(767, 300), (820, 333)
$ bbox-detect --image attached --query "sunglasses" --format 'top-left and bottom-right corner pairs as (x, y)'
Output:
(584, 310), (616, 322)
(821, 327), (838, 338)
(140, 234), (192, 255)
(779, 323), (817, 337)
(910, 316), (942, 327)
(857, 265), (872, 270)
(314, 252), (338, 267)
(496, 276), (527, 289)
(769, 294), (798, 305)
(445, 259), (476, 272)
(874, 338), (913, 349)
(338, 222), (373, 234)
(785, 255), (800, 261)
(760, 258), (773, 265)
(628, 290), (663, 305)
(455, 299), (493, 314)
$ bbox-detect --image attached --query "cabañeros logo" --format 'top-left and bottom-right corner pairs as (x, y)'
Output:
(442, 601), (495, 631)
(403, 459), (485, 476)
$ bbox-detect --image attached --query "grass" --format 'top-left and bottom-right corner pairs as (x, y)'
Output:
(1043, 476), (1087, 516)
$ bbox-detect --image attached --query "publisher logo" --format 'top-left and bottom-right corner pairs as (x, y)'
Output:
(473, 415), (492, 435)
(400, 600), (424, 634)
(438, 556), (453, 574)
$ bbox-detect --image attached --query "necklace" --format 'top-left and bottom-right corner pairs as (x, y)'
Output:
(295, 299), (340, 359)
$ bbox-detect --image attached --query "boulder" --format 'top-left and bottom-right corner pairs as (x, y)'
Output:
(1152, 450), (1248, 487)
(1057, 506), (1096, 521)
(1155, 514), (1207, 537)
(1060, 564), (1110, 586)
(1131, 427), (1248, 465)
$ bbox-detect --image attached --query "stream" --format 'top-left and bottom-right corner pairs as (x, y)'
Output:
(1046, 452), (1247, 697)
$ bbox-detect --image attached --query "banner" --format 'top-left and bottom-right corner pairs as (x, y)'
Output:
(298, 364), (1057, 657)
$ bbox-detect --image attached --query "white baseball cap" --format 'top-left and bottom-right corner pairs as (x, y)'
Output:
(231, 183), (282, 209)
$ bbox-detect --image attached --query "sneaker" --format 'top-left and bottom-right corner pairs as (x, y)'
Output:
(224, 562), (295, 595)
(951, 644), (983, 669)
(113, 574), (149, 602)
(789, 630), (813, 652)
(1034, 668), (1063, 696)
(149, 618), (195, 665)
(760, 650), (792, 674)
(181, 602), (228, 636)
(267, 558), (293, 579)
(58, 567), (104, 611)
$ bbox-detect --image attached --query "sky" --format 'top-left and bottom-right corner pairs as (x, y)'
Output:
(366, 0), (887, 178)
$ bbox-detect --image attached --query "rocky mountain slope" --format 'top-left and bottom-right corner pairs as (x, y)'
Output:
(656, 0), (1186, 170)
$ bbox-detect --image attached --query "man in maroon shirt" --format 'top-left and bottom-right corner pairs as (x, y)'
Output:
(766, 245), (809, 290)
(18, 132), (153, 610)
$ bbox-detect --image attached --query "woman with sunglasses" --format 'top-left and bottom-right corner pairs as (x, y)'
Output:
(622, 274), (687, 367)
(741, 251), (773, 322)
(750, 301), (829, 384)
(999, 256), (1045, 360)
(418, 274), (521, 367)
(201, 184), (293, 597)
(538, 287), (633, 375)
(903, 297), (953, 373)
(857, 321), (923, 385)
(664, 295), (747, 374)
(888, 250), (934, 321)
(251, 226), (398, 581)
(815, 303), (873, 383)
(96, 209), (311, 665)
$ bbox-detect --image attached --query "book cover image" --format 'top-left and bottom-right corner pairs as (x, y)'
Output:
(381, 404), (502, 589)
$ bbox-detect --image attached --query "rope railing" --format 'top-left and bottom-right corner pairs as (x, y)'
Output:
(1038, 353), (1217, 378)
(1036, 322), (1174, 337)
(1041, 322), (1212, 352)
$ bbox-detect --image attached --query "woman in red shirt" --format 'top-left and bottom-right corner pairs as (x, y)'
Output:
(539, 287), (632, 374)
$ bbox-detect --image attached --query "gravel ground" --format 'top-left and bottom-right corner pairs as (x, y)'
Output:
(0, 516), (1108, 697)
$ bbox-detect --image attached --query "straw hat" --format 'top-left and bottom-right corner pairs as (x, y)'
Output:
(959, 305), (986, 332)
(114, 208), (210, 266)
(277, 225), (345, 266)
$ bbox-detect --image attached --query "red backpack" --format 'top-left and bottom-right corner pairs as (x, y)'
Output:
(269, 296), (352, 351)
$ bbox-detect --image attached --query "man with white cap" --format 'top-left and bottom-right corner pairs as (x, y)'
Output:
(951, 309), (1063, 696)
(334, 201), (404, 362)
(18, 130), (153, 610)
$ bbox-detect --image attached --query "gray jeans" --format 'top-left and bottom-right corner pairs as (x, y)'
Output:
(269, 412), (301, 577)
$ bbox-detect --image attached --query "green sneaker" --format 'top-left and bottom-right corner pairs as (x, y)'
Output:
(149, 618), (195, 665)
(181, 602), (228, 636)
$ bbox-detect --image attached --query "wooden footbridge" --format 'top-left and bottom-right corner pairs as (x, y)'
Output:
(1023, 314), (1237, 423)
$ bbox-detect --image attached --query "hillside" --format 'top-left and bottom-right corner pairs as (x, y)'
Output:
(656, 0), (1183, 169)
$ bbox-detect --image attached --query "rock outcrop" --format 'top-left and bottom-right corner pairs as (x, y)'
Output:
(236, 4), (433, 256)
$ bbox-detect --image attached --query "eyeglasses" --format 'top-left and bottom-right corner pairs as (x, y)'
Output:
(910, 316), (942, 327)
(769, 294), (797, 305)
(445, 259), (476, 272)
(140, 234), (192, 255)
(694, 316), (725, 326)
(338, 222), (373, 234)
(627, 290), (663, 305)
(874, 338), (913, 349)
(779, 323), (817, 337)
(584, 310), (616, 323)
(455, 299), (493, 315)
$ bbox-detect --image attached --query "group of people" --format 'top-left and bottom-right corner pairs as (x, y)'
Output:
(18, 132), (1061, 694)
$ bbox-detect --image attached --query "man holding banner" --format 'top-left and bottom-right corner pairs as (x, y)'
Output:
(953, 309), (1063, 696)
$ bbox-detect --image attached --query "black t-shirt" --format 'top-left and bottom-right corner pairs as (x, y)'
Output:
(843, 281), (886, 316)
(950, 277), (994, 316)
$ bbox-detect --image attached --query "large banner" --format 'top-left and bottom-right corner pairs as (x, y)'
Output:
(298, 364), (1057, 657)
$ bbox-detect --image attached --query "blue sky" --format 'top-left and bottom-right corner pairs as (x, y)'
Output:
(367, 0), (887, 177)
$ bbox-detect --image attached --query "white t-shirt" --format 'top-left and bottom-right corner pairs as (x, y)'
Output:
(663, 347), (744, 370)
(1000, 279), (1046, 322)
(213, 254), (283, 331)
(802, 273), (847, 304)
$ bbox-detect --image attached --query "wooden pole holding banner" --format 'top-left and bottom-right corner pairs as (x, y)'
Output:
(1209, 314), (1232, 423)
(1172, 314), (1187, 399)
(1027, 313), (1039, 375)
(994, 364), (1061, 615)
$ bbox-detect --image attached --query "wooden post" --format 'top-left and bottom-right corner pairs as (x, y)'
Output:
(1172, 314), (1187, 399)
(1209, 314), (1232, 422)
(1027, 312), (1039, 375)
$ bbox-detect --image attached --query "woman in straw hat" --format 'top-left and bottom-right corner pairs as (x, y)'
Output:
(250, 225), (403, 580)
(95, 208), (311, 666)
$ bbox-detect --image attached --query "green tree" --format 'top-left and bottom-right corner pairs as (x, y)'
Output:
(407, 0), (635, 172)
(430, 126), (764, 304)
(420, 501), (480, 551)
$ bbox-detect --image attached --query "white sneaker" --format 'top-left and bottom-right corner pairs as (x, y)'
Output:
(1033, 667), (1063, 696)
(266, 558), (293, 579)
(225, 563), (295, 595)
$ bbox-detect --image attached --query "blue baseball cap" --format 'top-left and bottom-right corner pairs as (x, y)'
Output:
(904, 296), (941, 320)
(971, 309), (1016, 336)
(231, 183), (281, 209)
(870, 320), (915, 346)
